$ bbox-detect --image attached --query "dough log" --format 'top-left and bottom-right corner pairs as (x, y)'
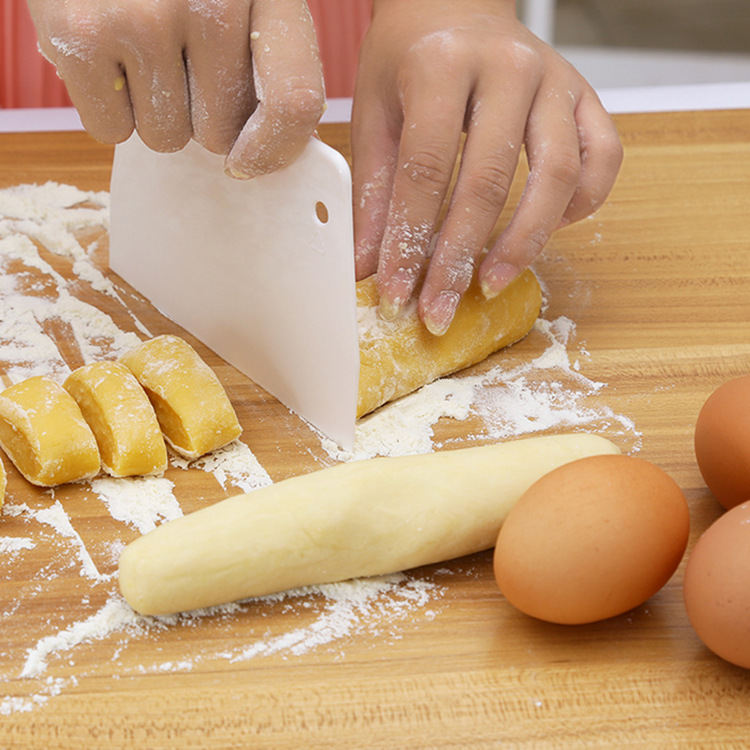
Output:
(0, 376), (100, 486)
(118, 433), (619, 615)
(64, 361), (168, 477)
(120, 335), (242, 460)
(356, 269), (542, 417)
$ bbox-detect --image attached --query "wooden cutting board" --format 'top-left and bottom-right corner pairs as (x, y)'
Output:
(0, 110), (749, 748)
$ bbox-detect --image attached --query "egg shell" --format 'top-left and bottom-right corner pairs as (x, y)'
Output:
(694, 374), (750, 510)
(684, 500), (750, 669)
(493, 454), (690, 625)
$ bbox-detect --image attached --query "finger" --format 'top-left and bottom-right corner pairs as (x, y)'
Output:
(351, 94), (399, 281)
(120, 35), (192, 153)
(225, 0), (325, 178)
(559, 90), (623, 226)
(184, 0), (256, 155)
(30, 2), (137, 145)
(49, 47), (136, 144)
(417, 88), (531, 335)
(375, 85), (467, 321)
(479, 88), (582, 298)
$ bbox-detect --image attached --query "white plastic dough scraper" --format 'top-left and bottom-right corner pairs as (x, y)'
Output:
(109, 136), (359, 450)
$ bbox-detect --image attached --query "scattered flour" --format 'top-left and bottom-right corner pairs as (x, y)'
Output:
(20, 596), (143, 679)
(171, 439), (273, 493)
(323, 377), (476, 461)
(10, 575), (442, 686)
(0, 536), (35, 554)
(226, 574), (440, 661)
(0, 676), (72, 716)
(0, 181), (640, 717)
(5, 501), (108, 582)
(471, 316), (639, 444)
(89, 476), (182, 535)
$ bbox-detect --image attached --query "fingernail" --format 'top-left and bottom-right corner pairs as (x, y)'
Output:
(424, 290), (460, 336)
(379, 269), (415, 321)
(481, 262), (518, 299)
(225, 162), (249, 179)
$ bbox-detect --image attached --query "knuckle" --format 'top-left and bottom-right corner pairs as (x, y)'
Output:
(202, 0), (234, 30)
(85, 116), (135, 145)
(543, 149), (582, 191)
(584, 128), (624, 171)
(193, 107), (247, 155)
(526, 226), (549, 254)
(438, 251), (476, 293)
(268, 84), (326, 127)
(192, 123), (230, 156)
(138, 125), (190, 153)
(402, 147), (454, 196)
(462, 158), (515, 213)
(403, 31), (466, 71)
(503, 40), (543, 77)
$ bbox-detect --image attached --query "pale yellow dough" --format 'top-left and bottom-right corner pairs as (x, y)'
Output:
(118, 433), (620, 615)
(120, 335), (242, 460)
(0, 376), (101, 487)
(356, 269), (543, 417)
(64, 361), (168, 477)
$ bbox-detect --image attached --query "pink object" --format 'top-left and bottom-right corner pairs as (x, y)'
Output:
(0, 0), (72, 108)
(308, 0), (371, 98)
(0, 0), (369, 109)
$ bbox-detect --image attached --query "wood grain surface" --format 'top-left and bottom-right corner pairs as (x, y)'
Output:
(1, 109), (750, 748)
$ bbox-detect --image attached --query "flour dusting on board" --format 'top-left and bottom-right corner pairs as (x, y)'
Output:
(0, 182), (640, 716)
(89, 476), (183, 534)
(170, 440), (273, 493)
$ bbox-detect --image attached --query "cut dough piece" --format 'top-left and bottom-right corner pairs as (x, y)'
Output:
(357, 268), (542, 416)
(0, 376), (101, 486)
(120, 335), (242, 460)
(64, 361), (168, 477)
(119, 433), (620, 615)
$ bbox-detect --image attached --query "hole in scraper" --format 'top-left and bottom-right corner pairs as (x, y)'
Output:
(315, 201), (329, 224)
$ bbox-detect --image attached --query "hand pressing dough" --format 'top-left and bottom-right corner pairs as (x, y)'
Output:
(0, 376), (100, 486)
(64, 361), (168, 477)
(119, 433), (619, 615)
(357, 269), (542, 416)
(120, 335), (241, 460)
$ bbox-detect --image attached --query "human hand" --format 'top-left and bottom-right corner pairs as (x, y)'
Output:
(27, 0), (325, 177)
(351, 0), (622, 335)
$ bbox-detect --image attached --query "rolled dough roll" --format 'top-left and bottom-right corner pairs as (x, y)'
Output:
(357, 269), (542, 416)
(119, 433), (619, 615)
(64, 361), (168, 477)
(0, 376), (101, 486)
(120, 335), (242, 460)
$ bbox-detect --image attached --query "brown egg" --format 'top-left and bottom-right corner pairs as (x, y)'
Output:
(493, 454), (690, 625)
(694, 374), (750, 510)
(684, 500), (750, 669)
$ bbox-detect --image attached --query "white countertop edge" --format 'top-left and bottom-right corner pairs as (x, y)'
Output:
(1, 82), (749, 134)
(0, 106), (83, 133)
(599, 81), (750, 114)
